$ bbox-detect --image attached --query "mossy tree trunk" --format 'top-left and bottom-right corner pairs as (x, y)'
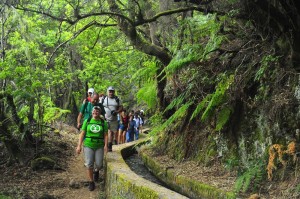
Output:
(107, 0), (172, 113)
(0, 92), (34, 164)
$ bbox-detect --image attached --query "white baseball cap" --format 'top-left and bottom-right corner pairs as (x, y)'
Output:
(88, 88), (94, 93)
(107, 86), (115, 91)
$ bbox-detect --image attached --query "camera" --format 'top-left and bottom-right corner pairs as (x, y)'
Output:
(111, 110), (117, 116)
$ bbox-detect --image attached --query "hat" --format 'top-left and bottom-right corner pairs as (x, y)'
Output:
(93, 106), (101, 111)
(107, 86), (115, 91)
(88, 88), (94, 93)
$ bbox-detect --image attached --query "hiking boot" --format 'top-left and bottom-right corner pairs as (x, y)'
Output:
(88, 181), (95, 191)
(108, 142), (112, 152)
(93, 171), (99, 182)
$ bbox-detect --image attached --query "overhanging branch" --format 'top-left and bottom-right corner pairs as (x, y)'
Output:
(134, 6), (226, 26)
(46, 20), (117, 67)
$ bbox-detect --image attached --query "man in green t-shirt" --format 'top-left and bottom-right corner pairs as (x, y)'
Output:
(77, 93), (105, 129)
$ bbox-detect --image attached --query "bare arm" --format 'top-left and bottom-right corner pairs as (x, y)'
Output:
(76, 131), (85, 154)
(77, 113), (83, 129)
(104, 132), (108, 153)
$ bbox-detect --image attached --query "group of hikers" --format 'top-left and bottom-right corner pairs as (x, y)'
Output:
(75, 86), (144, 191)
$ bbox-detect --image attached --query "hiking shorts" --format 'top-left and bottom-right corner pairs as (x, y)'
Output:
(119, 124), (127, 131)
(108, 120), (118, 132)
(83, 146), (104, 170)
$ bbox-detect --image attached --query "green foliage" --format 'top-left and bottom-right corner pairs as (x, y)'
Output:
(0, 194), (12, 199)
(296, 184), (300, 193)
(190, 94), (213, 121)
(255, 55), (279, 81)
(42, 97), (71, 124)
(150, 102), (192, 137)
(234, 161), (266, 193)
(164, 45), (203, 76)
(165, 13), (224, 76)
(215, 107), (232, 131)
(201, 74), (234, 121)
(224, 157), (240, 171)
(136, 82), (157, 111)
(164, 93), (186, 112)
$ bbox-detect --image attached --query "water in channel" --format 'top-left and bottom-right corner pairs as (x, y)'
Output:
(124, 152), (168, 187)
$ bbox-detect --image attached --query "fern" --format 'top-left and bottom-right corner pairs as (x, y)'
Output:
(190, 94), (212, 121)
(136, 81), (157, 110)
(201, 33), (225, 60)
(201, 74), (234, 121)
(150, 102), (192, 136)
(234, 161), (265, 193)
(164, 93), (186, 112)
(215, 106), (232, 131)
(131, 60), (157, 82)
(255, 55), (279, 81)
(164, 45), (203, 76)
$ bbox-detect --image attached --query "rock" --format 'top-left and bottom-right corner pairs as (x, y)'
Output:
(69, 179), (80, 189)
(30, 157), (55, 171)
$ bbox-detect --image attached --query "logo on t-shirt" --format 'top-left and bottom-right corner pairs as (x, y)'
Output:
(90, 124), (101, 133)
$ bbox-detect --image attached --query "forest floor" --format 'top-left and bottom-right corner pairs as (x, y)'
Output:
(0, 123), (299, 199)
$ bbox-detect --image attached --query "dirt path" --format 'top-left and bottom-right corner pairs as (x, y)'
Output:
(49, 153), (104, 199)
(0, 126), (105, 199)
(47, 130), (105, 199)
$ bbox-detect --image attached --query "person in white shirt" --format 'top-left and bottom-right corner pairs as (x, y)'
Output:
(102, 86), (123, 151)
(133, 112), (143, 140)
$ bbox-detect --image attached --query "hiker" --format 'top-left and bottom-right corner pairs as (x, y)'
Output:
(140, 109), (145, 125)
(87, 88), (95, 102)
(76, 106), (108, 191)
(126, 113), (136, 142)
(77, 93), (105, 129)
(133, 111), (143, 140)
(102, 86), (123, 151)
(118, 109), (129, 144)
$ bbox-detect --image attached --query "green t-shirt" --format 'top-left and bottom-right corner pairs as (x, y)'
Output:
(81, 118), (108, 149)
(79, 102), (93, 120)
(79, 102), (106, 121)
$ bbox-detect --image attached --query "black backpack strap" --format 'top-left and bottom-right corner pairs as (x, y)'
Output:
(101, 96), (106, 104)
(115, 96), (119, 106)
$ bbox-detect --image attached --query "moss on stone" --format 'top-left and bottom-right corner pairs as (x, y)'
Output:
(105, 139), (187, 198)
(30, 156), (55, 171)
(140, 149), (236, 199)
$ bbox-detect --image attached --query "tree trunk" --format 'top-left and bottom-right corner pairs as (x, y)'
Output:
(107, 0), (172, 111)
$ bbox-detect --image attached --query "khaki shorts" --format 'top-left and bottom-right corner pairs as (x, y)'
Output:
(108, 120), (118, 132)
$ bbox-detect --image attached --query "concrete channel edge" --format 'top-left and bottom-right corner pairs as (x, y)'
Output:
(104, 137), (189, 199)
(139, 148), (236, 199)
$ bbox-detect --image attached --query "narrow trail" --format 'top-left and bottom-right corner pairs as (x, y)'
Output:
(46, 129), (105, 199)
(50, 154), (104, 199)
